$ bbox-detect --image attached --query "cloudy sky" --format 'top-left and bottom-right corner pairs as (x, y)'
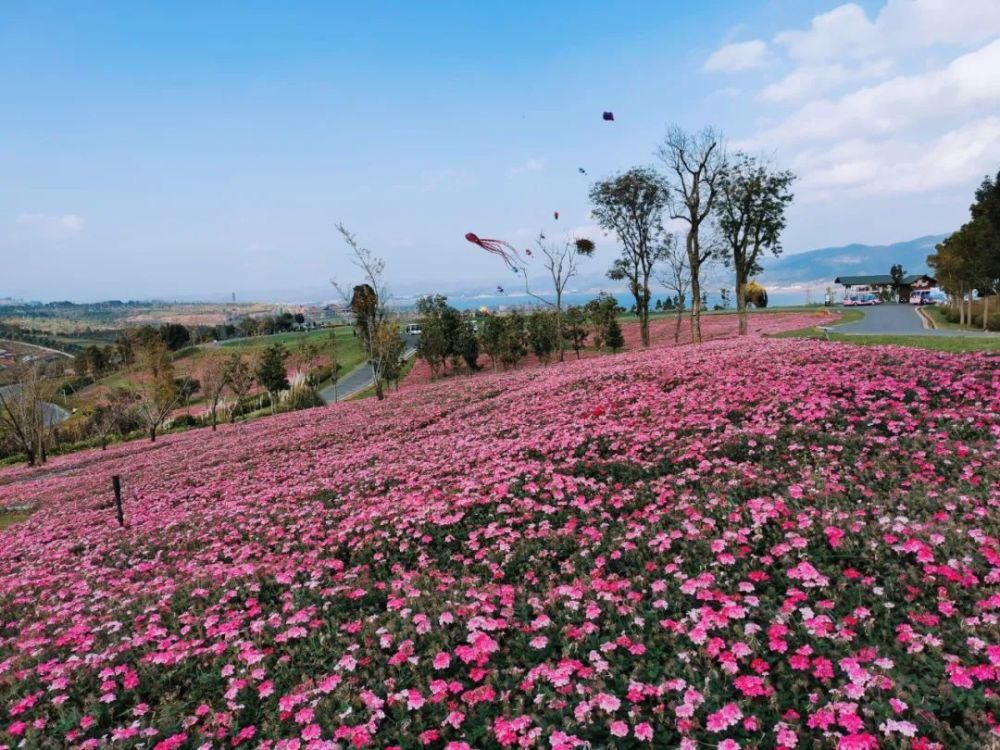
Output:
(2, 1), (999, 301)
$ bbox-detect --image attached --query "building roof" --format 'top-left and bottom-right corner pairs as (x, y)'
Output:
(834, 274), (935, 286)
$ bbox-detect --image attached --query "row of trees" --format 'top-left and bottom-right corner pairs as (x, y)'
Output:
(0, 335), (334, 465)
(928, 171), (1000, 329)
(590, 126), (794, 347)
(415, 294), (626, 378)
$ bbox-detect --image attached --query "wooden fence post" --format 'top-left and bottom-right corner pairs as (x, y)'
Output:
(112, 475), (124, 527)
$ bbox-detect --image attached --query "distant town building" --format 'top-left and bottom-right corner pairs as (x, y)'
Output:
(834, 273), (937, 300)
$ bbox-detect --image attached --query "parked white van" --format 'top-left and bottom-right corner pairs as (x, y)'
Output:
(405, 323), (422, 335)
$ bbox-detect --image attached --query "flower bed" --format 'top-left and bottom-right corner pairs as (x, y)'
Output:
(1, 338), (998, 748)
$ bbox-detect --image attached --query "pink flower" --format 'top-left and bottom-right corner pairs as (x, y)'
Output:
(433, 652), (451, 670)
(707, 703), (743, 732)
(635, 722), (653, 741)
(301, 724), (322, 741)
(610, 721), (628, 737)
(593, 693), (621, 712)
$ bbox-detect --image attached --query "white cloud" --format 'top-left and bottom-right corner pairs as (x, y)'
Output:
(16, 213), (84, 239)
(743, 39), (1000, 148)
(791, 117), (1000, 198)
(509, 158), (546, 175)
(760, 59), (893, 102)
(774, 0), (1000, 62)
(704, 40), (769, 72)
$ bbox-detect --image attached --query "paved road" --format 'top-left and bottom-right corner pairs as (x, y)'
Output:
(836, 304), (1000, 337)
(318, 335), (418, 403)
(0, 384), (70, 426)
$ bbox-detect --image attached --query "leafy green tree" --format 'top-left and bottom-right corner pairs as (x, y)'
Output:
(527, 310), (559, 364)
(561, 305), (589, 359)
(457, 321), (481, 372)
(416, 295), (456, 379)
(135, 339), (180, 442)
(499, 311), (528, 369)
(224, 353), (256, 422)
(256, 344), (290, 412)
(159, 323), (191, 351)
(715, 153), (794, 333)
(373, 321), (406, 390)
(586, 293), (625, 351)
(604, 317), (625, 352)
(480, 315), (506, 372)
(590, 168), (670, 347)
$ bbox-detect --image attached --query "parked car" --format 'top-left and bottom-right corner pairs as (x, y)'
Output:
(404, 323), (422, 335)
(909, 290), (943, 305)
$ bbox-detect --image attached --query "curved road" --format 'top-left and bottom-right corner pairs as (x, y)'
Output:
(0, 384), (70, 426)
(318, 335), (418, 403)
(837, 304), (999, 337)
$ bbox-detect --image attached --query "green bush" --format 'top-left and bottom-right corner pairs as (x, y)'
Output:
(170, 413), (199, 429)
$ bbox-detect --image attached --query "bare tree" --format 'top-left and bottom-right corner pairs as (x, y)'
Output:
(654, 235), (691, 343)
(90, 388), (138, 450)
(590, 168), (670, 347)
(201, 356), (229, 431)
(134, 339), (180, 442)
(331, 224), (394, 400)
(659, 126), (727, 343)
(520, 233), (596, 361)
(224, 352), (256, 423)
(0, 362), (52, 466)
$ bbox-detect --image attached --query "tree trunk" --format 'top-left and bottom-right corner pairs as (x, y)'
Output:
(639, 305), (650, 347)
(556, 293), (565, 362)
(25, 447), (35, 467)
(211, 407), (217, 431)
(373, 364), (385, 400)
(101, 435), (107, 450)
(149, 427), (156, 443)
(984, 294), (990, 331)
(736, 274), (748, 336)
(690, 271), (702, 343)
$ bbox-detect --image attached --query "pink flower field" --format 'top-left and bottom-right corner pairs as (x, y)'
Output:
(1, 338), (999, 748)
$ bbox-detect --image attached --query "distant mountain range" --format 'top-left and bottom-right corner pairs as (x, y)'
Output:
(758, 234), (948, 287)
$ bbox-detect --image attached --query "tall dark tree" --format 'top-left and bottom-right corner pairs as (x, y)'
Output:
(526, 310), (559, 365)
(256, 344), (289, 413)
(890, 264), (906, 302)
(159, 323), (191, 351)
(715, 154), (795, 334)
(586, 293), (625, 351)
(659, 126), (727, 343)
(589, 168), (670, 347)
(561, 305), (589, 359)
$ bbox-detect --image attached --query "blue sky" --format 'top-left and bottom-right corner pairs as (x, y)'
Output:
(3, 1), (999, 301)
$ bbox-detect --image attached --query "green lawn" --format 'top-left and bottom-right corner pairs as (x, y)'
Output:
(780, 330), (1000, 353)
(0, 509), (32, 531)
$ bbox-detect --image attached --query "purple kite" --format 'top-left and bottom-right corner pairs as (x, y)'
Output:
(465, 232), (528, 273)
(554, 211), (559, 220)
(602, 111), (614, 121)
